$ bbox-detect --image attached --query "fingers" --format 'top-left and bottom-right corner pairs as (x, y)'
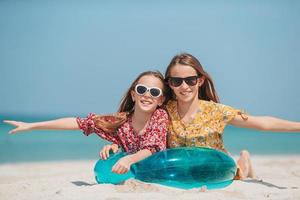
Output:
(104, 146), (110, 159)
(3, 120), (18, 126)
(4, 120), (28, 134)
(112, 163), (128, 174)
(99, 145), (114, 160)
(9, 128), (19, 134)
(99, 148), (108, 160)
(99, 150), (105, 160)
(112, 157), (130, 174)
(112, 146), (118, 153)
(4, 120), (21, 134)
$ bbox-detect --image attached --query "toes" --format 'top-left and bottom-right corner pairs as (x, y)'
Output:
(199, 185), (207, 192)
(240, 150), (250, 157)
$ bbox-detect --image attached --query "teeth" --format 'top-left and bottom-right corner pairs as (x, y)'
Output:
(141, 100), (152, 105)
(180, 91), (190, 96)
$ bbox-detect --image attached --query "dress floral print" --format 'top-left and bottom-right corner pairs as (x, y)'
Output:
(76, 109), (168, 154)
(166, 100), (245, 153)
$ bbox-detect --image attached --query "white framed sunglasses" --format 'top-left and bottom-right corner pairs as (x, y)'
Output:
(134, 84), (163, 98)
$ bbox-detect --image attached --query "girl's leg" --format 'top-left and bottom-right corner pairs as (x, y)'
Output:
(236, 150), (256, 180)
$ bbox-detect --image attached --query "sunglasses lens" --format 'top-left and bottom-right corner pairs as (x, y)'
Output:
(169, 76), (199, 87)
(150, 88), (161, 97)
(169, 78), (183, 87)
(185, 76), (198, 86)
(136, 85), (147, 95)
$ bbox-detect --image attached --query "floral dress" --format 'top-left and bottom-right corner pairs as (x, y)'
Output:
(76, 108), (168, 154)
(166, 100), (245, 153)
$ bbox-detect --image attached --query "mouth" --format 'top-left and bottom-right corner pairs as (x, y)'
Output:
(179, 91), (192, 96)
(140, 99), (153, 106)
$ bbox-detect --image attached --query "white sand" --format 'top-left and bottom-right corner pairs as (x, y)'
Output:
(1, 156), (300, 200)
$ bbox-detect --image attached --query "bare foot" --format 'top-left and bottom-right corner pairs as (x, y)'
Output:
(199, 185), (207, 192)
(236, 150), (256, 180)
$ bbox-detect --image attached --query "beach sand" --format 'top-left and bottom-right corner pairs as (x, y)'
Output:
(0, 156), (299, 200)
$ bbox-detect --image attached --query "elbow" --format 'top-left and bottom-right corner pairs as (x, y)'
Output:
(257, 125), (270, 132)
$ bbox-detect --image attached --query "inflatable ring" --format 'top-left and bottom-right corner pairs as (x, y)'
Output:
(94, 147), (237, 189)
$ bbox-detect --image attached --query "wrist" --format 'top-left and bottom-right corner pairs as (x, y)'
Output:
(27, 122), (36, 130)
(125, 154), (135, 165)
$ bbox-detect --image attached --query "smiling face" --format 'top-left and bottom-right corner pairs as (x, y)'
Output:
(169, 64), (204, 104)
(131, 75), (165, 114)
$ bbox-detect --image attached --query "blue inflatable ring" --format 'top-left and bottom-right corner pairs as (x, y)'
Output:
(94, 147), (237, 189)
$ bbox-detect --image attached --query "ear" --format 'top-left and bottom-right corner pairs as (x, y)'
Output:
(130, 90), (135, 102)
(198, 76), (205, 87)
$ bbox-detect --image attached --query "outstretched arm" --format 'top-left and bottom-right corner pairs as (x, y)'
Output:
(229, 115), (300, 132)
(3, 118), (79, 134)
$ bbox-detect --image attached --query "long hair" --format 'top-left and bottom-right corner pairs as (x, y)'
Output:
(165, 53), (220, 103)
(93, 71), (166, 133)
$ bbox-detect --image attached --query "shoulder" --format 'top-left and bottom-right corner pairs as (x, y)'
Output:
(150, 108), (169, 125)
(199, 100), (230, 110)
(200, 100), (240, 118)
(199, 99), (217, 106)
(166, 100), (177, 114)
(153, 108), (168, 118)
(166, 100), (176, 109)
(147, 109), (168, 134)
(198, 100), (219, 111)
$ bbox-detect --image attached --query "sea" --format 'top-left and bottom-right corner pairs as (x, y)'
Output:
(0, 115), (300, 164)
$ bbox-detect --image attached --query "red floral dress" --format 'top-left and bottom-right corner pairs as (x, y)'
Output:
(76, 108), (168, 154)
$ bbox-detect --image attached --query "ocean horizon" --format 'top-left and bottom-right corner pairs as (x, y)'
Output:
(1, 114), (299, 164)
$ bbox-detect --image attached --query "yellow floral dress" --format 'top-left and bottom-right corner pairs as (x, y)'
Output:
(166, 100), (245, 153)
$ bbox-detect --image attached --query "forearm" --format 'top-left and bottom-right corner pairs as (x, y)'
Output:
(258, 116), (300, 132)
(127, 149), (152, 164)
(231, 115), (300, 132)
(31, 118), (79, 131)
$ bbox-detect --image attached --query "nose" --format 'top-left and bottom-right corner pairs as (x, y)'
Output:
(143, 90), (152, 98)
(180, 80), (190, 89)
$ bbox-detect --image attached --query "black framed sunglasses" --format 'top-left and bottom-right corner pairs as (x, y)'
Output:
(167, 76), (200, 87)
(135, 84), (163, 98)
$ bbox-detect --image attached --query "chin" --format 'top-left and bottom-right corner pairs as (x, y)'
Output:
(141, 107), (156, 113)
(177, 95), (196, 103)
(138, 104), (157, 113)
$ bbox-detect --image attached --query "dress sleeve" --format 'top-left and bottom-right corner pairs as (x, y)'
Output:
(76, 113), (121, 145)
(76, 113), (97, 136)
(213, 102), (247, 133)
(140, 109), (168, 154)
(216, 103), (241, 123)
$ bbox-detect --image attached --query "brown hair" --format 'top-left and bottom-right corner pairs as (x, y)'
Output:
(93, 71), (166, 133)
(165, 53), (220, 103)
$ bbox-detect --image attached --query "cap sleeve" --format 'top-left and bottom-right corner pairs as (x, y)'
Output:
(212, 102), (247, 133)
(76, 113), (97, 136)
(217, 103), (241, 123)
(76, 113), (121, 146)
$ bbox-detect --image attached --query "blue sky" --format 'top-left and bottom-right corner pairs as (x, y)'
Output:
(1, 0), (299, 120)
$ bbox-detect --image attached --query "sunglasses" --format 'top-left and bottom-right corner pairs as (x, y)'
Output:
(135, 84), (163, 98)
(168, 76), (199, 87)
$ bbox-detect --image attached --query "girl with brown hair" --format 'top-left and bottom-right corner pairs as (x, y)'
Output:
(164, 53), (300, 180)
(4, 71), (168, 174)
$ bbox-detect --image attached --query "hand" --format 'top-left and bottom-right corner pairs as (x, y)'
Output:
(3, 120), (33, 134)
(99, 144), (119, 160)
(112, 155), (133, 174)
